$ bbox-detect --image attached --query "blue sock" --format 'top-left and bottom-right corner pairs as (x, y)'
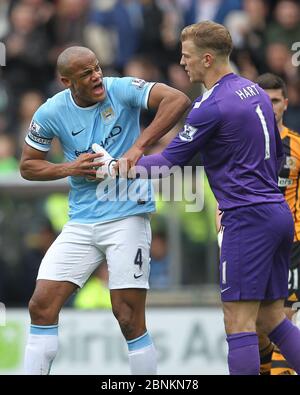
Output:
(127, 331), (152, 351)
(30, 324), (58, 335)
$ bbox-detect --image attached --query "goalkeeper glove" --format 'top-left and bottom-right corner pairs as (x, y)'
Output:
(92, 143), (117, 179)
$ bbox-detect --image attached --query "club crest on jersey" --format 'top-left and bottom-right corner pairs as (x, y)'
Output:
(101, 106), (114, 120)
(284, 156), (297, 170)
(179, 124), (198, 142)
(131, 78), (146, 89)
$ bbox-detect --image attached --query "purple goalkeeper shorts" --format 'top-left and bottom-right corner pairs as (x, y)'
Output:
(220, 201), (294, 302)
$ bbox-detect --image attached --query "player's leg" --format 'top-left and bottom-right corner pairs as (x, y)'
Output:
(257, 332), (274, 375)
(24, 222), (102, 375)
(222, 300), (261, 375)
(219, 203), (292, 375)
(268, 247), (300, 375)
(24, 280), (77, 374)
(101, 215), (157, 374)
(257, 299), (300, 374)
(258, 207), (300, 375)
(110, 288), (156, 374)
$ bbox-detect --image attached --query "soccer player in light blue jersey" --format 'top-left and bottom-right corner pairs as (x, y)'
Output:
(20, 46), (190, 375)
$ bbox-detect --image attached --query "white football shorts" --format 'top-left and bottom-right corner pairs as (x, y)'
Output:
(37, 215), (151, 289)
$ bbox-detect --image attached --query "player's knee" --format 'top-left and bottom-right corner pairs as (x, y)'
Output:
(28, 297), (58, 325)
(223, 311), (256, 334)
(112, 303), (133, 332)
(112, 301), (143, 339)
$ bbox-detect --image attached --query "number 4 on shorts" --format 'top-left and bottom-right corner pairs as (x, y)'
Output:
(134, 248), (143, 269)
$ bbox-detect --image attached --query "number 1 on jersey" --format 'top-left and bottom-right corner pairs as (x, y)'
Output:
(256, 104), (270, 160)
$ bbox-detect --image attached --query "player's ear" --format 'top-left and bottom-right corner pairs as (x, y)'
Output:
(203, 52), (214, 68)
(60, 76), (71, 88)
(284, 98), (288, 111)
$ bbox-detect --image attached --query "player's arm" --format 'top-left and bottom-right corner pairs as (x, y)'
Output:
(114, 96), (220, 178)
(20, 143), (104, 181)
(122, 83), (191, 167)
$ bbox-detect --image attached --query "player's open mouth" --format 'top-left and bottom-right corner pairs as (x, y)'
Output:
(92, 81), (104, 95)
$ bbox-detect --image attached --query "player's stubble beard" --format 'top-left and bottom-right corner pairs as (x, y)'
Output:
(71, 83), (98, 107)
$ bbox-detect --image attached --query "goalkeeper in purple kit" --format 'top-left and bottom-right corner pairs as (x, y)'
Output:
(102, 21), (300, 375)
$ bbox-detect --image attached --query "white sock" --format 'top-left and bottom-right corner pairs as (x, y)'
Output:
(24, 325), (58, 375)
(127, 331), (157, 375)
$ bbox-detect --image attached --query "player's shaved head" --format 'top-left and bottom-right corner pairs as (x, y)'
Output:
(57, 46), (96, 77)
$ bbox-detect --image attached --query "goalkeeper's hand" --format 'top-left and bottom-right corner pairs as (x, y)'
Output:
(92, 144), (117, 179)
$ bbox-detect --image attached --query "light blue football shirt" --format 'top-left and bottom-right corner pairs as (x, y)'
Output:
(25, 77), (156, 223)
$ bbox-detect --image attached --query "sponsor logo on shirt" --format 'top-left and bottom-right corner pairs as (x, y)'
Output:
(75, 148), (92, 157)
(100, 126), (122, 148)
(278, 177), (293, 187)
(131, 78), (146, 89)
(284, 156), (297, 170)
(179, 124), (198, 142)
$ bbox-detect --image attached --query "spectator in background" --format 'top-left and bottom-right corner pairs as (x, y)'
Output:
(149, 232), (171, 289)
(185, 0), (242, 26)
(0, 135), (18, 174)
(20, 220), (57, 304)
(15, 91), (44, 152)
(87, 0), (142, 71)
(0, 0), (9, 40)
(3, 2), (52, 96)
(241, 0), (269, 73)
(265, 42), (297, 81)
(285, 81), (300, 132)
(225, 0), (269, 76)
(51, 0), (88, 48)
(266, 0), (300, 49)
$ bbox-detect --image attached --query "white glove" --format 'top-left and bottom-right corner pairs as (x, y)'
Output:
(92, 143), (117, 179)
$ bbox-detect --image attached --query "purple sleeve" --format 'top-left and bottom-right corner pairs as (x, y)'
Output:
(162, 97), (221, 166)
(135, 153), (174, 178)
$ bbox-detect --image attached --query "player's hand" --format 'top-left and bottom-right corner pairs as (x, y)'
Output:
(113, 158), (137, 179)
(67, 152), (105, 177)
(121, 146), (145, 170)
(114, 146), (144, 178)
(92, 143), (117, 179)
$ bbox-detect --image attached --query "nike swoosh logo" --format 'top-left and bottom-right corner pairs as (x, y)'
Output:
(134, 273), (143, 279)
(221, 287), (231, 293)
(71, 128), (85, 136)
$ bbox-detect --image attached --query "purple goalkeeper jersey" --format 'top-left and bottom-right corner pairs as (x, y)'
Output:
(162, 73), (284, 210)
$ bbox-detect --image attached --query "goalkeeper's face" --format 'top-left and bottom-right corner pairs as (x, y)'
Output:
(64, 52), (106, 107)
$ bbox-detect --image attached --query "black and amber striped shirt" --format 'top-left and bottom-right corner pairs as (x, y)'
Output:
(279, 126), (300, 241)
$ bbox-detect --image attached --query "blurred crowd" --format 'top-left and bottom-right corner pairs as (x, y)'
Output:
(1, 0), (300, 305)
